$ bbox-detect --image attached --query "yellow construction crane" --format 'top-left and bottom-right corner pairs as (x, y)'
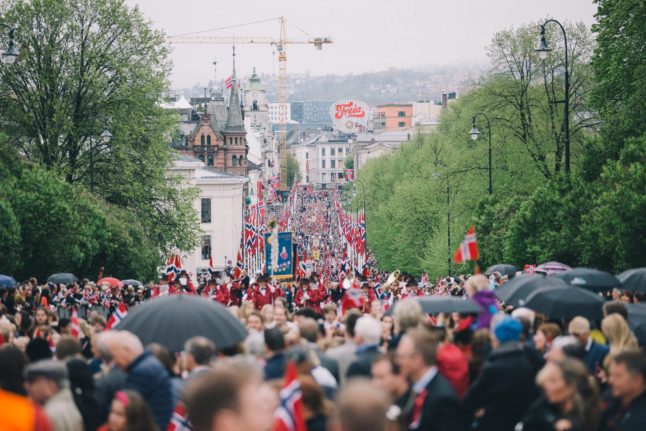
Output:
(167, 16), (332, 190)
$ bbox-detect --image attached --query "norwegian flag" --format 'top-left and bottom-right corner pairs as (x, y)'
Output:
(245, 212), (256, 256)
(166, 255), (177, 281)
(208, 254), (215, 279)
(234, 238), (244, 279)
(224, 76), (240, 89)
(344, 169), (354, 181)
(167, 402), (192, 431)
(272, 362), (306, 431)
(454, 225), (479, 263)
(341, 287), (364, 315)
(174, 255), (183, 275)
(70, 309), (80, 339)
(106, 303), (128, 330)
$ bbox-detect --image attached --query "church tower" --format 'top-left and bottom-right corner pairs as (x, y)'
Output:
(221, 46), (248, 177)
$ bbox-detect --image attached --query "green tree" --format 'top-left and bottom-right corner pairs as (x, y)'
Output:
(344, 156), (354, 170)
(0, 200), (21, 274)
(0, 0), (198, 255)
(286, 153), (301, 187)
(590, 0), (646, 164)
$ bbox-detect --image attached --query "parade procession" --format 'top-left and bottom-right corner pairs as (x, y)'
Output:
(1, 0), (646, 431)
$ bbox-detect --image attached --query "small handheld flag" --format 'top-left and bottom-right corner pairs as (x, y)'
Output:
(454, 225), (479, 263)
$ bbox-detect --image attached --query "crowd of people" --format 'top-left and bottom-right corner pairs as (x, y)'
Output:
(1, 191), (645, 431)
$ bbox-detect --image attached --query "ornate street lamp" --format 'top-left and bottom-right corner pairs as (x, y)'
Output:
(469, 112), (493, 194)
(1, 28), (19, 64)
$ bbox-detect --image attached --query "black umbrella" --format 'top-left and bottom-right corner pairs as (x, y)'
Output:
(47, 273), (79, 285)
(417, 296), (482, 314)
(523, 285), (605, 320)
(0, 274), (17, 288)
(485, 264), (520, 278)
(117, 294), (247, 352)
(121, 279), (143, 288)
(495, 274), (569, 307)
(617, 268), (646, 293)
(556, 267), (622, 292)
(626, 304), (646, 345)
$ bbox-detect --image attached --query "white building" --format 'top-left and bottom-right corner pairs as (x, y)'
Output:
(291, 133), (351, 189)
(352, 131), (413, 172)
(169, 155), (248, 279)
(268, 102), (291, 124)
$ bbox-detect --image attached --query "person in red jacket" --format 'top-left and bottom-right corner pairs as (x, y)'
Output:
(360, 282), (376, 314)
(229, 281), (243, 307)
(215, 282), (230, 306)
(251, 275), (276, 310)
(201, 279), (218, 299)
(294, 278), (323, 313)
(176, 270), (196, 294)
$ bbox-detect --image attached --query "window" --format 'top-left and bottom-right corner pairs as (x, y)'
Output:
(232, 155), (238, 166)
(200, 135), (205, 145)
(398, 111), (406, 117)
(198, 154), (205, 162)
(207, 155), (214, 166)
(306, 175), (309, 183)
(398, 121), (406, 127)
(201, 235), (211, 260)
(305, 152), (309, 160)
(339, 147), (344, 155)
(252, 100), (258, 111)
(331, 148), (336, 156)
(321, 148), (326, 157)
(207, 135), (211, 146)
(234, 137), (238, 146)
(239, 155), (245, 165)
(321, 173), (326, 183)
(201, 198), (211, 223)
(321, 160), (326, 169)
(331, 160), (336, 169)
(338, 172), (344, 179)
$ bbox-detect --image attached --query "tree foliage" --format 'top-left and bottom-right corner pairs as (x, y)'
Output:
(360, 17), (645, 276)
(286, 152), (301, 187)
(0, 0), (198, 256)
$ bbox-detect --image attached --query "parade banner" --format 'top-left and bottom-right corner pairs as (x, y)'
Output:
(265, 231), (294, 279)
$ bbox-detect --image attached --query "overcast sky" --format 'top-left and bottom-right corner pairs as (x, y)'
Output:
(125, 0), (598, 88)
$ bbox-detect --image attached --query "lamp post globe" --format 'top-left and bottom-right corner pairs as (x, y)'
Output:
(100, 128), (112, 144)
(2, 29), (19, 64)
(469, 125), (480, 141)
(535, 29), (551, 60)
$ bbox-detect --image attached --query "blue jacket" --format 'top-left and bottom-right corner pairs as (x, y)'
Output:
(264, 352), (286, 381)
(125, 351), (173, 430)
(585, 340), (609, 375)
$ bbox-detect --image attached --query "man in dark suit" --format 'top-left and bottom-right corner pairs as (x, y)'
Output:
(183, 336), (215, 381)
(602, 351), (646, 431)
(396, 327), (464, 431)
(569, 316), (610, 375)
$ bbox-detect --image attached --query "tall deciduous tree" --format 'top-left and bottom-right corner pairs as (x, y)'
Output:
(286, 152), (301, 187)
(0, 0), (198, 254)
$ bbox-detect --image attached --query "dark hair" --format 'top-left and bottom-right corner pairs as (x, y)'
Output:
(0, 344), (28, 395)
(184, 362), (260, 431)
(613, 351), (646, 379)
(264, 327), (286, 352)
(26, 338), (53, 363)
(117, 390), (159, 431)
(298, 318), (319, 343)
(294, 308), (319, 321)
(300, 375), (328, 417)
(562, 343), (587, 363)
(184, 337), (215, 366)
(55, 336), (82, 360)
(58, 318), (71, 331)
(147, 343), (176, 376)
(603, 301), (628, 320)
(345, 311), (361, 338)
(373, 352), (401, 375)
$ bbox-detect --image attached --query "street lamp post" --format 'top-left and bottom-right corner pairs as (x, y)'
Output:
(535, 19), (571, 176)
(90, 123), (113, 193)
(433, 163), (451, 276)
(1, 27), (19, 64)
(469, 112), (493, 194)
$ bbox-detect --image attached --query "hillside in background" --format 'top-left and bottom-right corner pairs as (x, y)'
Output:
(176, 64), (483, 104)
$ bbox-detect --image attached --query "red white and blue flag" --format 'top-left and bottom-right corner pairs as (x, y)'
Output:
(208, 254), (215, 279)
(70, 309), (80, 339)
(166, 255), (177, 281)
(106, 303), (128, 330)
(272, 362), (306, 431)
(454, 225), (479, 263)
(167, 402), (192, 431)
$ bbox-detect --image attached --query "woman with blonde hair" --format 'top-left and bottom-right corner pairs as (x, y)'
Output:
(601, 313), (639, 366)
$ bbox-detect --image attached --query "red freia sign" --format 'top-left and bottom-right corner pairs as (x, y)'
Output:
(334, 101), (366, 119)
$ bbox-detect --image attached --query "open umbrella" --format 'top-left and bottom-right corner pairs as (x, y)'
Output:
(97, 277), (122, 288)
(535, 261), (572, 275)
(617, 268), (646, 293)
(485, 264), (520, 278)
(47, 273), (78, 285)
(0, 275), (17, 289)
(556, 268), (621, 293)
(626, 304), (646, 345)
(495, 274), (569, 307)
(417, 296), (482, 315)
(523, 285), (604, 320)
(121, 279), (143, 288)
(117, 295), (247, 352)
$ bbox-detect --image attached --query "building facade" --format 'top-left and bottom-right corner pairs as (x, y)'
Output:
(291, 133), (351, 189)
(373, 104), (413, 131)
(168, 156), (248, 279)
